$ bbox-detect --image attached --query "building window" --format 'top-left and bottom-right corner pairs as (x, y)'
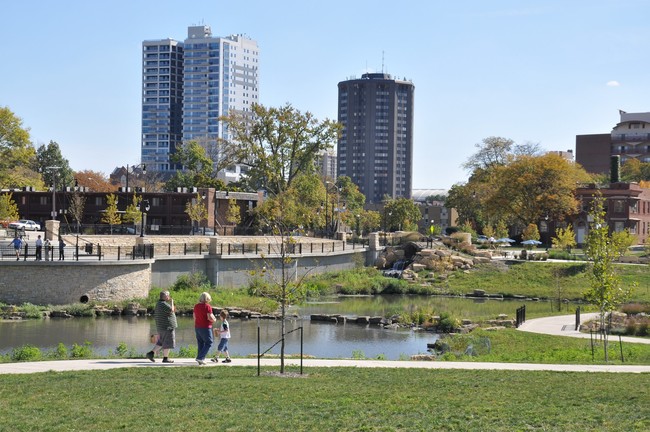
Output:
(614, 221), (625, 232)
(613, 200), (624, 213)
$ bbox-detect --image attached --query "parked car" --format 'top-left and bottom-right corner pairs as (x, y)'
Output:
(8, 219), (41, 231)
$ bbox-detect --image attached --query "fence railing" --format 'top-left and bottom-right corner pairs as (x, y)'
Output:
(515, 305), (526, 328)
(1, 240), (368, 261)
(257, 324), (303, 376)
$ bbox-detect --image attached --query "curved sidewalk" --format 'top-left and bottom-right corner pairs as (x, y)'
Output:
(517, 312), (650, 345)
(1, 356), (649, 375)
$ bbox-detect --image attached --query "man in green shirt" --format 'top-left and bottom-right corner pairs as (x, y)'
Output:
(146, 291), (177, 363)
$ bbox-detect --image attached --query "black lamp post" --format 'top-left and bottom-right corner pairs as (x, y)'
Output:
(125, 164), (146, 208)
(140, 199), (150, 237)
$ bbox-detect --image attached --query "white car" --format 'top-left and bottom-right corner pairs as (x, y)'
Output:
(8, 219), (41, 231)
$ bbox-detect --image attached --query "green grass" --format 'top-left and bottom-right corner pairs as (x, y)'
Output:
(439, 328), (650, 364)
(0, 367), (647, 431)
(301, 261), (650, 303)
(435, 261), (650, 302)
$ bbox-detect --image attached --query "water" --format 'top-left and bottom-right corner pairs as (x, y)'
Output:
(0, 296), (576, 360)
(0, 310), (436, 361)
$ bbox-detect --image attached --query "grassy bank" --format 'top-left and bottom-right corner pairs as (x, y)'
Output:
(437, 328), (650, 364)
(303, 261), (650, 303)
(0, 367), (647, 431)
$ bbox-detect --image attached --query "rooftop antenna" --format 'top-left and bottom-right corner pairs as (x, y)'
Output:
(382, 51), (385, 73)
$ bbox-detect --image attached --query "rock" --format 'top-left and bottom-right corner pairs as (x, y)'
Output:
(50, 311), (73, 318)
(473, 289), (486, 297)
(411, 263), (426, 272)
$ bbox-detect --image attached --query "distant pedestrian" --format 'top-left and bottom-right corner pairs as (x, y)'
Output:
(43, 238), (51, 261)
(35, 235), (43, 261)
(58, 237), (65, 260)
(10, 236), (22, 261)
(193, 292), (216, 365)
(211, 310), (232, 363)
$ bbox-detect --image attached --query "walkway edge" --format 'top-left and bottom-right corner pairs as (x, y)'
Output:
(1, 357), (649, 375)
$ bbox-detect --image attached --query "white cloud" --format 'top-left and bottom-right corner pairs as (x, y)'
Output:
(606, 80), (621, 87)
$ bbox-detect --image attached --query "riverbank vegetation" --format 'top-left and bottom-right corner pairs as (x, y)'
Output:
(0, 366), (646, 431)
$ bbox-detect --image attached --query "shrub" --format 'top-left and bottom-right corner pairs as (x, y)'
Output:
(20, 303), (44, 319)
(172, 272), (209, 291)
(12, 345), (42, 362)
(70, 341), (93, 358)
(115, 342), (129, 357)
(52, 303), (95, 317)
(51, 343), (68, 359)
(178, 345), (197, 358)
(621, 303), (650, 315)
(437, 312), (460, 333)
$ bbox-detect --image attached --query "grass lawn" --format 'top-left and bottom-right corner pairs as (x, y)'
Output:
(437, 261), (650, 303)
(0, 366), (647, 431)
(441, 329), (650, 364)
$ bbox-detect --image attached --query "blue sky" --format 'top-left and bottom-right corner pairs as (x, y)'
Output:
(2, 0), (649, 189)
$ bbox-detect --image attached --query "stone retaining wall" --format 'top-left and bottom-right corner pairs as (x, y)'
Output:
(0, 261), (151, 305)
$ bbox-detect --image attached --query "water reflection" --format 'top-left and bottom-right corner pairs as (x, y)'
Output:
(0, 296), (576, 360)
(0, 316), (436, 360)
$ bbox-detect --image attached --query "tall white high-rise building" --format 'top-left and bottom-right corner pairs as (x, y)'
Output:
(141, 25), (259, 175)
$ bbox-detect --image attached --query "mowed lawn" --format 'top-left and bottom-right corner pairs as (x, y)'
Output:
(1, 366), (648, 431)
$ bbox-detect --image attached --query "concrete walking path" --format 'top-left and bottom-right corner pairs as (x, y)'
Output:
(1, 313), (649, 375)
(517, 312), (650, 345)
(1, 357), (649, 375)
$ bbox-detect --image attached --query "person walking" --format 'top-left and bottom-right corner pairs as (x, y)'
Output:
(146, 291), (177, 363)
(211, 310), (232, 363)
(193, 292), (216, 365)
(43, 238), (51, 261)
(35, 235), (43, 261)
(58, 237), (65, 260)
(9, 236), (22, 261)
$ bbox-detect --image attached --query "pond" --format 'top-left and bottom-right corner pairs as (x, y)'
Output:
(0, 296), (578, 360)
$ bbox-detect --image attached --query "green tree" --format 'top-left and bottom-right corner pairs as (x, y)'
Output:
(221, 103), (340, 196)
(35, 141), (74, 188)
(584, 193), (633, 362)
(0, 106), (40, 189)
(122, 193), (143, 225)
(166, 141), (227, 190)
(522, 223), (540, 241)
(384, 197), (421, 231)
(610, 230), (636, 258)
(552, 226), (577, 253)
(494, 220), (509, 239)
(101, 193), (121, 231)
(185, 192), (208, 232)
(0, 192), (20, 221)
(226, 198), (241, 225)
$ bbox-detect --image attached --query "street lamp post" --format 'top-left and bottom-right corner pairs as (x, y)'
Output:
(140, 199), (150, 238)
(44, 166), (62, 219)
(125, 163), (146, 208)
